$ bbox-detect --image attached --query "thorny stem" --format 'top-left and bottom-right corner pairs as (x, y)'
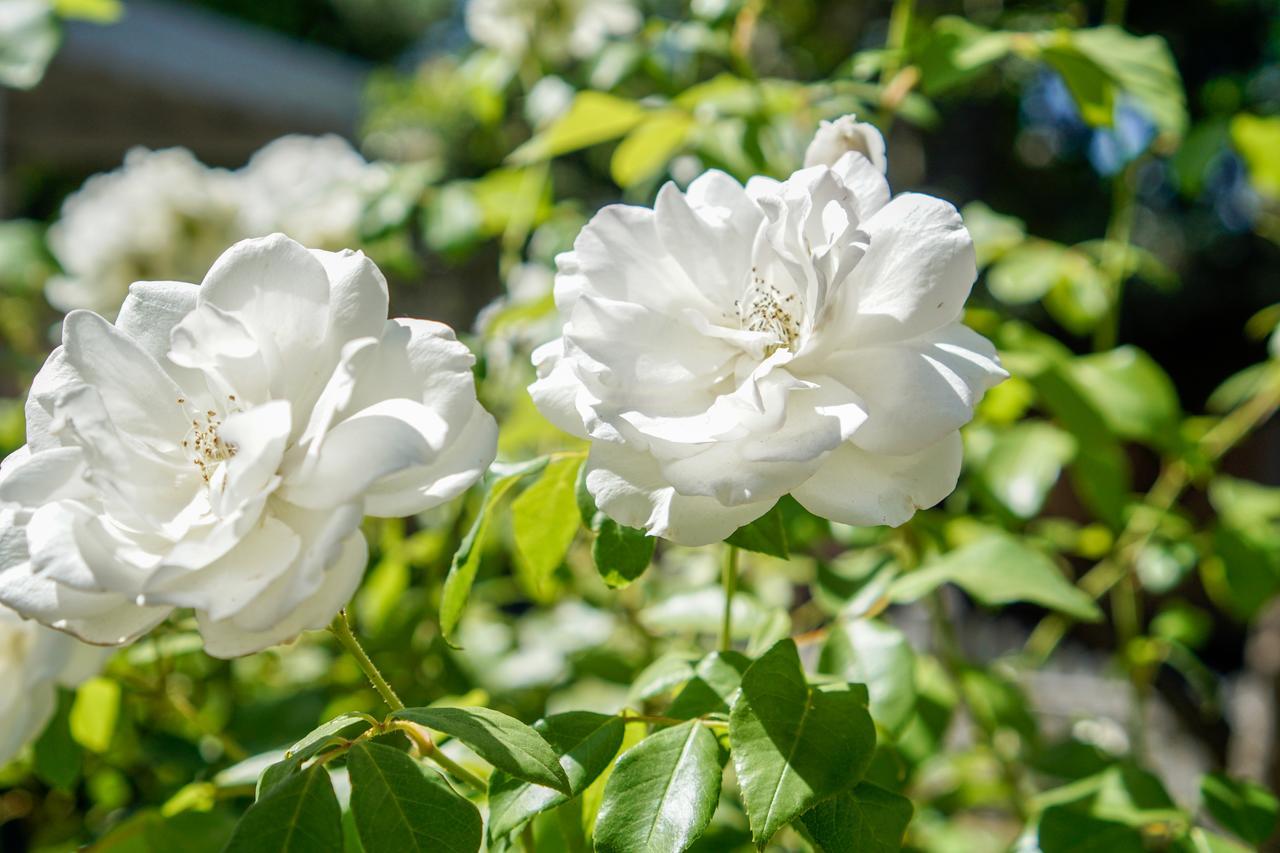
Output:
(329, 609), (405, 712)
(720, 544), (740, 652)
(1024, 364), (1280, 664)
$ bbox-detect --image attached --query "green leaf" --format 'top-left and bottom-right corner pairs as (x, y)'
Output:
(487, 712), (626, 841)
(0, 1), (60, 90)
(889, 534), (1102, 622)
(441, 458), (548, 644)
(730, 639), (877, 847)
(973, 421), (1076, 520)
(913, 16), (1012, 95)
(33, 689), (81, 790)
(611, 111), (694, 188)
(512, 456), (584, 603)
(594, 721), (725, 853)
(667, 650), (751, 719)
(962, 202), (1026, 269)
(347, 742), (482, 853)
(1070, 26), (1188, 142)
(1233, 114), (1280, 199)
(726, 504), (789, 559)
(392, 706), (571, 794)
(593, 518), (656, 588)
(1039, 38), (1116, 127)
(51, 0), (122, 23)
(1201, 772), (1279, 846)
(800, 782), (913, 853)
(819, 620), (917, 734)
(987, 240), (1067, 305)
(258, 713), (374, 798)
(1037, 806), (1144, 853)
(510, 92), (646, 163)
(224, 765), (343, 853)
(70, 676), (120, 752)
(1069, 347), (1181, 448)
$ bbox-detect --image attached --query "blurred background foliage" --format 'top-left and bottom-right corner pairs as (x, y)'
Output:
(2, 0), (1280, 851)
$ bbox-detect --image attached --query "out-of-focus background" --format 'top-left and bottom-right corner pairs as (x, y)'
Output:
(2, 0), (1280, 851)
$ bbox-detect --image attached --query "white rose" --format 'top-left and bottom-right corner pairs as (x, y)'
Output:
(0, 605), (107, 766)
(237, 135), (390, 251)
(530, 153), (1006, 546)
(466, 0), (638, 62)
(0, 234), (497, 657)
(803, 114), (888, 174)
(46, 147), (242, 317)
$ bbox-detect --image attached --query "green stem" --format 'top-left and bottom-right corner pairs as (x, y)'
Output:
(392, 721), (489, 792)
(1094, 162), (1137, 352)
(720, 545), (740, 652)
(330, 609), (405, 712)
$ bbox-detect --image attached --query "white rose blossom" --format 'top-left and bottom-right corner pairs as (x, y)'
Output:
(0, 605), (107, 766)
(804, 114), (888, 173)
(531, 119), (1006, 545)
(466, 0), (640, 63)
(0, 234), (497, 657)
(46, 147), (242, 316)
(237, 135), (390, 251)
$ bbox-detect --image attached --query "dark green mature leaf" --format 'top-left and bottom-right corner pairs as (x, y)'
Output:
(913, 15), (1012, 95)
(1201, 772), (1279, 846)
(392, 706), (570, 794)
(224, 765), (343, 853)
(512, 455), (583, 603)
(257, 713), (373, 798)
(594, 721), (725, 853)
(889, 534), (1102, 622)
(487, 712), (626, 841)
(668, 651), (751, 719)
(819, 620), (917, 734)
(801, 782), (913, 852)
(441, 458), (548, 644)
(347, 743), (481, 853)
(593, 518), (656, 588)
(726, 504), (789, 559)
(730, 640), (877, 847)
(1037, 806), (1144, 853)
(33, 689), (81, 790)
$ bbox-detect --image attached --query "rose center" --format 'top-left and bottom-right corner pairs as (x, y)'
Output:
(738, 271), (801, 357)
(178, 397), (238, 482)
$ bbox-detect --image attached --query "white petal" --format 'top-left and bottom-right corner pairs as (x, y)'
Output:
(585, 442), (775, 546)
(311, 248), (389, 348)
(115, 281), (205, 389)
(347, 319), (479, 431)
(653, 178), (761, 308)
(197, 530), (367, 658)
(169, 301), (271, 405)
(528, 339), (593, 440)
(212, 399), (291, 515)
(0, 446), (91, 506)
(836, 193), (977, 347)
(364, 402), (497, 517)
(792, 432), (963, 527)
(62, 310), (190, 448)
(831, 151), (890, 219)
(833, 323), (1006, 455)
(25, 349), (80, 452)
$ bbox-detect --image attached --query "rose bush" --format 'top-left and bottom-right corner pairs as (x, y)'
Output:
(0, 234), (496, 657)
(531, 122), (1006, 544)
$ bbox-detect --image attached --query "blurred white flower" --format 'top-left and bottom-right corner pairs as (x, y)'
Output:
(0, 234), (497, 657)
(466, 0), (640, 63)
(0, 605), (107, 766)
(237, 135), (390, 251)
(531, 149), (1005, 545)
(45, 148), (241, 316)
(804, 114), (887, 174)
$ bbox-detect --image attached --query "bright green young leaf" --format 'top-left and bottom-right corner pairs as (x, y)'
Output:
(33, 689), (81, 790)
(1070, 26), (1188, 142)
(1038, 37), (1116, 127)
(70, 676), (120, 752)
(257, 713), (375, 798)
(1232, 114), (1280, 199)
(612, 111), (695, 188)
(801, 782), (913, 853)
(1070, 347), (1181, 447)
(347, 742), (482, 853)
(913, 16), (1012, 95)
(1201, 772), (1279, 846)
(819, 619), (917, 734)
(667, 650), (751, 719)
(973, 421), (1076, 520)
(593, 518), (656, 588)
(224, 765), (343, 853)
(726, 504), (789, 559)
(730, 639), (877, 847)
(628, 653), (700, 703)
(487, 712), (626, 841)
(51, 0), (122, 23)
(512, 455), (584, 602)
(987, 240), (1067, 305)
(889, 534), (1102, 622)
(1042, 252), (1111, 335)
(594, 721), (725, 853)
(962, 201), (1026, 269)
(441, 458), (548, 644)
(392, 706), (571, 794)
(511, 92), (646, 163)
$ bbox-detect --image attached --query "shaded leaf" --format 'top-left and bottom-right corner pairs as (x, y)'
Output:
(225, 765), (343, 853)
(726, 504), (789, 559)
(1201, 772), (1278, 846)
(801, 782), (913, 853)
(347, 742), (481, 853)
